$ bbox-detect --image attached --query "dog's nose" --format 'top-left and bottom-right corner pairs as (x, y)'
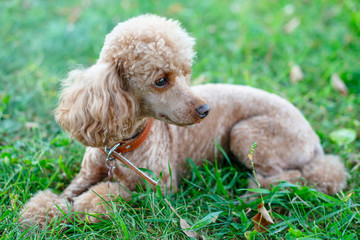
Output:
(196, 104), (210, 119)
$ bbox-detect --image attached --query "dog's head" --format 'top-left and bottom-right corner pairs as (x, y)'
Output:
(55, 14), (209, 147)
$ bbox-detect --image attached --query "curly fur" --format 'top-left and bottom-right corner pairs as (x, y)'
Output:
(20, 14), (347, 229)
(55, 63), (136, 147)
(20, 190), (69, 229)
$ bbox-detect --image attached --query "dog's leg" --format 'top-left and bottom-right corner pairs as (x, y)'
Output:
(72, 182), (131, 223)
(228, 115), (345, 194)
(19, 147), (106, 229)
(62, 148), (108, 201)
(229, 115), (316, 175)
(19, 190), (70, 229)
(302, 154), (347, 194)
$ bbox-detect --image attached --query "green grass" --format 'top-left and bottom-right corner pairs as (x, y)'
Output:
(1, 0), (360, 238)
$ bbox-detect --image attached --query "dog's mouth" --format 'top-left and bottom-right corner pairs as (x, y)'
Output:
(160, 114), (172, 122)
(159, 114), (196, 127)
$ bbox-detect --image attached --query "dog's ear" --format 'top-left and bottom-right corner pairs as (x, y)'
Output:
(55, 62), (136, 147)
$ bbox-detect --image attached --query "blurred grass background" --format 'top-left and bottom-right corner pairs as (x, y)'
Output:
(1, 0), (359, 238)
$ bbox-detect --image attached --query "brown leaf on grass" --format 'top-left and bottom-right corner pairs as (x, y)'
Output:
(289, 64), (304, 84)
(68, 7), (82, 23)
(283, 4), (295, 15)
(284, 17), (300, 33)
(230, 2), (241, 14)
(164, 199), (204, 239)
(252, 203), (274, 232)
(331, 73), (348, 96)
(25, 122), (40, 131)
(167, 3), (183, 14)
(265, 44), (275, 63)
(180, 218), (200, 239)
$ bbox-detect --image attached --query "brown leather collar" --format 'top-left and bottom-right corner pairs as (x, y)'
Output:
(100, 118), (157, 186)
(107, 118), (153, 154)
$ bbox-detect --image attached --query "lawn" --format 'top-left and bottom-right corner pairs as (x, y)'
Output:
(1, 0), (359, 239)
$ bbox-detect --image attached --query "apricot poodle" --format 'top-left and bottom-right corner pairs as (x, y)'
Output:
(20, 14), (347, 228)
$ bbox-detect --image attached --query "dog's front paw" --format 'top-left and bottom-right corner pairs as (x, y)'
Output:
(19, 190), (70, 230)
(72, 182), (130, 223)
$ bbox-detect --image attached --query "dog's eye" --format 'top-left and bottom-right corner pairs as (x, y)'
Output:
(154, 77), (168, 88)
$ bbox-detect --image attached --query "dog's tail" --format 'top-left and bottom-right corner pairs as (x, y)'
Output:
(302, 154), (347, 195)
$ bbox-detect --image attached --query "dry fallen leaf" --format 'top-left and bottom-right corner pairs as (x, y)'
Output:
(289, 65), (304, 84)
(230, 2), (241, 14)
(25, 122), (40, 131)
(68, 7), (82, 23)
(165, 199), (203, 239)
(252, 203), (274, 232)
(284, 17), (300, 33)
(283, 4), (295, 15)
(331, 73), (348, 96)
(180, 218), (199, 238)
(167, 3), (183, 14)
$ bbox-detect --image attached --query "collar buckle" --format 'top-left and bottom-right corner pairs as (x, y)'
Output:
(101, 118), (158, 186)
